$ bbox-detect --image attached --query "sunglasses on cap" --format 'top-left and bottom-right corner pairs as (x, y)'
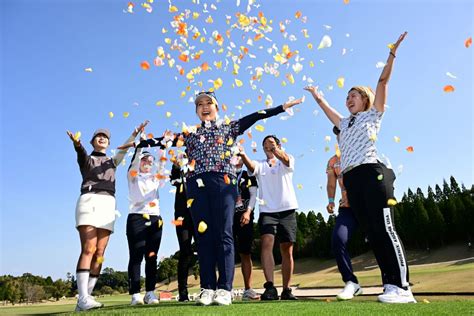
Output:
(195, 91), (218, 101)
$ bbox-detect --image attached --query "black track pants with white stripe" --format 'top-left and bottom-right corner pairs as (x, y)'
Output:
(343, 163), (410, 289)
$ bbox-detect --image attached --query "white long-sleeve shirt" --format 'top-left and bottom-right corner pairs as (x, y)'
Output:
(127, 148), (160, 215)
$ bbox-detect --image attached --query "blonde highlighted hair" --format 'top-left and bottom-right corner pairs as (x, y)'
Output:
(348, 86), (375, 111)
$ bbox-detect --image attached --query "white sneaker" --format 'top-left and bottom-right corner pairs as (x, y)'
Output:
(75, 295), (103, 311)
(195, 289), (215, 306)
(144, 291), (159, 304)
(242, 288), (260, 301)
(336, 281), (362, 300)
(213, 289), (232, 306)
(378, 284), (417, 303)
(130, 293), (144, 305)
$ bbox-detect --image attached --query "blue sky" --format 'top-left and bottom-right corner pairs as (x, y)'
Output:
(1, 0), (472, 280)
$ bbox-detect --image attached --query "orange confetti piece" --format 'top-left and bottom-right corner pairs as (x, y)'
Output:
(443, 85), (455, 93)
(140, 61), (150, 70)
(129, 170), (138, 177)
(148, 252), (156, 258)
(188, 159), (196, 171)
(147, 133), (154, 139)
(178, 54), (189, 62)
(155, 174), (168, 180)
(149, 201), (156, 208)
(172, 219), (183, 226)
(224, 174), (230, 184)
(465, 37), (472, 48)
(406, 146), (414, 153)
(201, 62), (210, 71)
(222, 104), (228, 111)
(343, 0), (350, 4)
(295, 11), (302, 19)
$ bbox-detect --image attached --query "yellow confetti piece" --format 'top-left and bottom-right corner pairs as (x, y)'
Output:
(226, 138), (234, 146)
(335, 146), (341, 158)
(423, 299), (430, 304)
(143, 213), (150, 220)
(377, 174), (384, 181)
(318, 35), (332, 50)
(187, 198), (194, 208)
(387, 43), (395, 50)
(156, 100), (165, 106)
(166, 112), (172, 118)
(169, 5), (178, 12)
(336, 77), (345, 88)
(324, 146), (330, 152)
(286, 73), (295, 84)
(281, 81), (287, 87)
(198, 221), (208, 233)
(387, 198), (398, 206)
(205, 15), (213, 23)
(255, 125), (265, 132)
(369, 133), (377, 142)
(164, 38), (172, 45)
(123, 112), (130, 118)
(108, 112), (114, 119)
(307, 43), (313, 50)
(213, 78), (223, 90)
(235, 79), (243, 87)
(180, 91), (186, 98)
(192, 12), (200, 19)
(309, 61), (315, 67)
(161, 27), (167, 34)
(73, 131), (81, 141)
(394, 136), (401, 143)
(297, 184), (303, 189)
(96, 256), (104, 264)
(343, 0), (350, 4)
(281, 137), (288, 143)
(158, 219), (163, 228)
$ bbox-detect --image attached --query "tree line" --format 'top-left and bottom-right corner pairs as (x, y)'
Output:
(1, 176), (472, 304)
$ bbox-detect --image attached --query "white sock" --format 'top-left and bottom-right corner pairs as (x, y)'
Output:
(76, 270), (90, 299)
(88, 276), (99, 295)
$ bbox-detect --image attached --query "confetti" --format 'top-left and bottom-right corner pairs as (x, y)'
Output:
(375, 62), (386, 69)
(446, 72), (457, 79)
(318, 35), (332, 50)
(108, 112), (114, 119)
(149, 201), (156, 208)
(286, 73), (295, 84)
(143, 213), (150, 220)
(343, 0), (350, 4)
(297, 184), (303, 189)
(166, 112), (172, 118)
(465, 36), (472, 48)
(423, 299), (430, 304)
(255, 125), (265, 132)
(393, 136), (401, 143)
(196, 178), (205, 187)
(198, 221), (208, 233)
(443, 85), (455, 92)
(156, 100), (165, 106)
(123, 112), (130, 118)
(336, 77), (345, 88)
(172, 218), (183, 226)
(406, 146), (414, 153)
(140, 61), (151, 70)
(148, 252), (156, 258)
(281, 137), (288, 143)
(387, 198), (398, 206)
(96, 256), (104, 264)
(187, 198), (194, 208)
(84, 68), (93, 72)
(129, 170), (138, 177)
(235, 79), (243, 87)
(377, 174), (384, 181)
(224, 174), (231, 184)
(324, 136), (331, 142)
(73, 131), (81, 141)
(158, 219), (163, 228)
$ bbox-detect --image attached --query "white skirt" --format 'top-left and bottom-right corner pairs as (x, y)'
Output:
(75, 193), (117, 233)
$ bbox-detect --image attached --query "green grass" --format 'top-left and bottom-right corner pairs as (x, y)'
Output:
(1, 298), (473, 315)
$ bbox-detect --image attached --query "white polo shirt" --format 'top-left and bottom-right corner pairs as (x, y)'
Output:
(250, 154), (298, 213)
(339, 107), (384, 173)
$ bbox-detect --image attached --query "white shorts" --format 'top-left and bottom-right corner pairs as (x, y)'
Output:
(75, 193), (117, 233)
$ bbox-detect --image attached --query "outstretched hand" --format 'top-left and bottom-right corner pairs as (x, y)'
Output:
(282, 97), (304, 110)
(303, 85), (324, 102)
(390, 32), (407, 55)
(133, 120), (150, 137)
(66, 131), (81, 147)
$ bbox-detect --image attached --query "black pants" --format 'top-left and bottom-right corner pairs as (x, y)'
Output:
(126, 213), (163, 294)
(175, 209), (194, 292)
(343, 163), (410, 289)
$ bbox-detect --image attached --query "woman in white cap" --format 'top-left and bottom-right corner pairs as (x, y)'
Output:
(305, 32), (416, 304)
(133, 91), (303, 306)
(126, 137), (164, 306)
(66, 121), (147, 311)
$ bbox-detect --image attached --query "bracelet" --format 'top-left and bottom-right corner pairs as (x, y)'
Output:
(390, 52), (396, 58)
(328, 197), (335, 203)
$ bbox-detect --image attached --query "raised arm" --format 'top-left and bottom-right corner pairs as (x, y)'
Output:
(238, 98), (304, 134)
(373, 32), (407, 112)
(238, 147), (256, 175)
(304, 85), (343, 127)
(113, 120), (149, 166)
(67, 130), (87, 168)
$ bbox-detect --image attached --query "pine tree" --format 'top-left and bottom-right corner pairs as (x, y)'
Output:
(307, 211), (318, 236)
(425, 186), (445, 247)
(435, 184), (444, 203)
(450, 176), (461, 195)
(443, 179), (452, 198)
